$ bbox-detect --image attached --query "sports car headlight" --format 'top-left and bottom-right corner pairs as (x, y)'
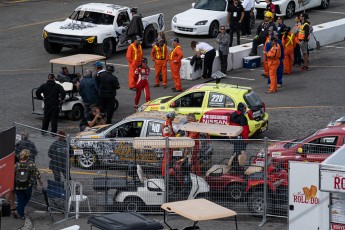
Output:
(172, 16), (177, 23)
(85, 36), (96, 44)
(195, 20), (208, 25)
(43, 30), (48, 38)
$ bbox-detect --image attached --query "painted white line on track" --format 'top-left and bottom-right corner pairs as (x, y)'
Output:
(108, 62), (172, 72)
(325, 45), (345, 49)
(226, 76), (255, 81)
(310, 10), (345, 15)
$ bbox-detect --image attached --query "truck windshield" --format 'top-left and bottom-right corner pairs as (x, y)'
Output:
(69, 11), (114, 25)
(194, 0), (226, 11)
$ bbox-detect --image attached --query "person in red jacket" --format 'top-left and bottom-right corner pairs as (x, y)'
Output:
(134, 58), (151, 111)
(186, 113), (201, 176)
(161, 111), (176, 176)
(230, 102), (250, 169)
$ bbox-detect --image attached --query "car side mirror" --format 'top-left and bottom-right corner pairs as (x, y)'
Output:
(192, 3), (195, 8)
(297, 147), (303, 154)
(170, 102), (175, 108)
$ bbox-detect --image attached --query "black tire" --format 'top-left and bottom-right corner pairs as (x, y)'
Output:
(68, 104), (84, 121)
(113, 98), (119, 112)
(227, 184), (245, 201)
(93, 38), (114, 58)
(208, 21), (219, 38)
(78, 149), (98, 170)
(320, 0), (330, 9)
(247, 191), (264, 214)
(143, 25), (157, 48)
(44, 39), (62, 54)
(250, 15), (256, 29)
(285, 1), (295, 19)
(123, 197), (145, 212)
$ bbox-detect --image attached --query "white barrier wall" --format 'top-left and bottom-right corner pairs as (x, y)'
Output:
(180, 18), (345, 80)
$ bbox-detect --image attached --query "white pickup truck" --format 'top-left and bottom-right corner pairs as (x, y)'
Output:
(43, 3), (164, 58)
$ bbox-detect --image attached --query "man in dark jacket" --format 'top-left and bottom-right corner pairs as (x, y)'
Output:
(15, 132), (38, 163)
(36, 74), (66, 134)
(95, 65), (120, 124)
(79, 69), (99, 113)
(126, 7), (144, 41)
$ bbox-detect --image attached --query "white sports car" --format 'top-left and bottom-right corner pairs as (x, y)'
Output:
(171, 0), (257, 38)
(255, 0), (330, 19)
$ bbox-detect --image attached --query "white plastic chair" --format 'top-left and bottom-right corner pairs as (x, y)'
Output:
(67, 181), (91, 219)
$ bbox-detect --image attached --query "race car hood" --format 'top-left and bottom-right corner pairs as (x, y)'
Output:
(143, 96), (174, 111)
(267, 139), (296, 152)
(174, 8), (222, 24)
(44, 19), (110, 36)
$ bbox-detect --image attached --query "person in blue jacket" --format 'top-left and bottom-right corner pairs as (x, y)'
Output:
(266, 31), (284, 88)
(79, 69), (99, 113)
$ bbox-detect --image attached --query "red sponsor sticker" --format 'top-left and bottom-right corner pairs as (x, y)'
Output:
(331, 223), (345, 230)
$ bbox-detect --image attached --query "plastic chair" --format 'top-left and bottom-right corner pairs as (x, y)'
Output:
(67, 181), (91, 219)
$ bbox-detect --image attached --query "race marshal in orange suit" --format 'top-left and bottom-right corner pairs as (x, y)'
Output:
(161, 111), (176, 176)
(126, 35), (143, 90)
(151, 36), (168, 88)
(169, 38), (183, 92)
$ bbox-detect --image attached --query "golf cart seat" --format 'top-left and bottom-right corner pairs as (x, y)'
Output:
(244, 165), (263, 176)
(206, 156), (235, 176)
(137, 164), (165, 192)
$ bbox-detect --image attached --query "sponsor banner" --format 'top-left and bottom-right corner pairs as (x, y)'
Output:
(331, 223), (345, 230)
(320, 170), (345, 193)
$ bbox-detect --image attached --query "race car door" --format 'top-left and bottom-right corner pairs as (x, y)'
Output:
(288, 161), (329, 230)
(170, 91), (206, 120)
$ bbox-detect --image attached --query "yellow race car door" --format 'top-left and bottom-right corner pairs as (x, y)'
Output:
(169, 91), (206, 120)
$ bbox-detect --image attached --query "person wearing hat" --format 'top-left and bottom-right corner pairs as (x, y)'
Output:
(265, 0), (276, 20)
(151, 36), (168, 88)
(282, 27), (296, 74)
(249, 11), (276, 56)
(126, 7), (144, 41)
(169, 38), (184, 92)
(265, 36), (281, 93)
(161, 111), (176, 176)
(134, 57), (151, 111)
(36, 74), (66, 134)
(80, 69), (99, 113)
(126, 35), (143, 89)
(266, 31), (284, 87)
(298, 13), (310, 71)
(262, 26), (274, 77)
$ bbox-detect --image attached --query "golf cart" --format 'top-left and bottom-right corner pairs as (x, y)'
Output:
(32, 54), (119, 121)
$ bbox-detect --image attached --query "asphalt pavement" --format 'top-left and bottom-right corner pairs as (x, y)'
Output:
(1, 0), (345, 229)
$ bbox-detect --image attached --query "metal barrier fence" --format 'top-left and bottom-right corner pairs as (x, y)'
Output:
(12, 123), (343, 225)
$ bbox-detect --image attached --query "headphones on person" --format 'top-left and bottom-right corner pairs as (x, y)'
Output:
(237, 102), (247, 113)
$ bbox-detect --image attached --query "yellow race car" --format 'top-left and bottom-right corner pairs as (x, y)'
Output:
(138, 83), (269, 137)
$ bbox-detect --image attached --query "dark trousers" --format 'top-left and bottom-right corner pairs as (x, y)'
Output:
(15, 187), (33, 218)
(251, 37), (265, 55)
(294, 43), (302, 65)
(53, 170), (70, 182)
(229, 22), (241, 47)
(42, 106), (59, 133)
(219, 50), (228, 74)
(202, 49), (216, 78)
(99, 96), (115, 124)
(242, 11), (252, 36)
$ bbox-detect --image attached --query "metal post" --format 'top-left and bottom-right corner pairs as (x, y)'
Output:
(51, 63), (53, 73)
(65, 134), (71, 220)
(259, 137), (268, 227)
(164, 137), (169, 223)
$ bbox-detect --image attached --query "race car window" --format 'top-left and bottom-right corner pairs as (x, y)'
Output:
(116, 11), (130, 27)
(69, 11), (114, 25)
(173, 92), (205, 108)
(147, 121), (163, 136)
(302, 136), (338, 154)
(208, 92), (234, 108)
(194, 0), (226, 11)
(106, 121), (143, 138)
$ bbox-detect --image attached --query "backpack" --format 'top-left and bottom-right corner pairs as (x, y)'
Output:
(15, 162), (31, 188)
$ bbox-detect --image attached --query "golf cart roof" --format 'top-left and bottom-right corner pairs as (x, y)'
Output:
(49, 54), (106, 66)
(127, 111), (186, 124)
(180, 123), (243, 137)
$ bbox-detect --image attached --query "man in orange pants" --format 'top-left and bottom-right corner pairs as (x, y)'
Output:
(151, 37), (168, 88)
(161, 111), (176, 176)
(126, 36), (143, 90)
(265, 37), (281, 94)
(169, 38), (184, 92)
(282, 27), (296, 74)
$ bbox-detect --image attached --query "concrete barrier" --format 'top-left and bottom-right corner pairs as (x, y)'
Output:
(180, 18), (345, 80)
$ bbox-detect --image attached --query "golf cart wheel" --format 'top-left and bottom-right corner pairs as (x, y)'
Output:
(227, 184), (245, 201)
(93, 38), (114, 58)
(143, 25), (157, 48)
(78, 149), (98, 170)
(320, 0), (330, 9)
(44, 39), (62, 54)
(68, 104), (84, 121)
(208, 21), (219, 38)
(123, 197), (144, 212)
(113, 98), (119, 112)
(285, 1), (295, 19)
(247, 191), (264, 215)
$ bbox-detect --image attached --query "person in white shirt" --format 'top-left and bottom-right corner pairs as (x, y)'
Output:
(191, 41), (216, 79)
(241, 0), (255, 36)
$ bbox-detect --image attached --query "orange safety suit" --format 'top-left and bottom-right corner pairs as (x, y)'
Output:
(126, 43), (143, 88)
(282, 32), (296, 74)
(267, 43), (281, 93)
(151, 44), (168, 87)
(169, 45), (184, 91)
(186, 130), (201, 176)
(263, 36), (271, 77)
(161, 119), (175, 176)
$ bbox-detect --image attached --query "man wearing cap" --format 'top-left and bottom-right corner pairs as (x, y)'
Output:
(36, 74), (66, 134)
(134, 58), (151, 111)
(282, 27), (295, 74)
(298, 13), (310, 71)
(169, 38), (184, 92)
(266, 31), (285, 87)
(161, 111), (176, 176)
(126, 36), (143, 90)
(151, 36), (168, 88)
(262, 26), (274, 77)
(127, 7), (144, 41)
(265, 36), (281, 93)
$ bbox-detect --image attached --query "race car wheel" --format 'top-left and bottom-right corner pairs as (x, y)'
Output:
(227, 184), (245, 201)
(208, 21), (219, 38)
(320, 0), (330, 9)
(250, 15), (256, 29)
(93, 38), (114, 58)
(143, 25), (157, 48)
(285, 1), (295, 19)
(78, 149), (98, 169)
(68, 104), (84, 121)
(123, 197), (144, 212)
(113, 98), (119, 112)
(44, 39), (62, 54)
(247, 191), (264, 215)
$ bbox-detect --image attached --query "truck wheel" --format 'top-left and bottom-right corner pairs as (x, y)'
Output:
(247, 191), (264, 214)
(44, 39), (62, 54)
(143, 25), (157, 48)
(113, 98), (119, 112)
(68, 104), (84, 121)
(320, 0), (330, 9)
(208, 21), (219, 38)
(78, 149), (98, 169)
(93, 38), (114, 58)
